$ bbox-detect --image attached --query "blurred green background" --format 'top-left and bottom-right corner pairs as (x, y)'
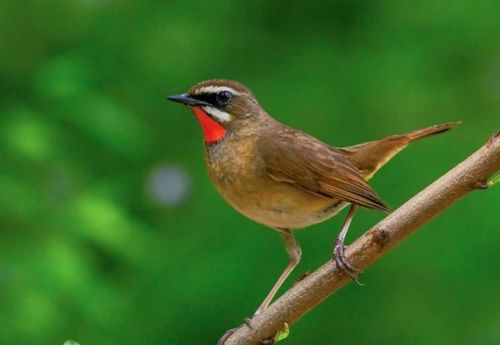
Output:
(1, 1), (499, 344)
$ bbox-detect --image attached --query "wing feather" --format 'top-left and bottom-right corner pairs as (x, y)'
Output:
(259, 131), (389, 213)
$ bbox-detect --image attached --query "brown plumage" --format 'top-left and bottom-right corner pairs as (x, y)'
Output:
(260, 130), (390, 213)
(342, 122), (458, 180)
(167, 79), (458, 317)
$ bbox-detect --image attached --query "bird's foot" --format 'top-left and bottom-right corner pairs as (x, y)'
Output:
(333, 243), (363, 286)
(217, 327), (239, 345)
(217, 317), (254, 345)
(294, 271), (310, 285)
(218, 319), (289, 345)
(244, 317), (254, 329)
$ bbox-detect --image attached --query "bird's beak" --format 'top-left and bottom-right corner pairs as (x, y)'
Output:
(166, 93), (211, 107)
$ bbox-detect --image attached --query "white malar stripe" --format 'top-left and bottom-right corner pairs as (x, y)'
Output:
(195, 86), (242, 96)
(202, 106), (232, 122)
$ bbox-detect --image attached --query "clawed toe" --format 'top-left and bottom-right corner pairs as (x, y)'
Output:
(219, 320), (289, 345)
(244, 317), (254, 329)
(217, 327), (240, 345)
(294, 271), (310, 285)
(334, 244), (357, 272)
(333, 244), (363, 286)
(217, 317), (255, 345)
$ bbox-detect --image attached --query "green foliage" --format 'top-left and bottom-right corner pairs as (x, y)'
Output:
(0, 1), (499, 345)
(488, 170), (500, 187)
(274, 323), (290, 342)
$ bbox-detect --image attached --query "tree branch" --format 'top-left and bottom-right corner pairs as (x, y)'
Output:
(222, 132), (500, 345)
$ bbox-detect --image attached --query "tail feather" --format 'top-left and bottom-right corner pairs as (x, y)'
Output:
(341, 122), (460, 180)
(406, 121), (461, 141)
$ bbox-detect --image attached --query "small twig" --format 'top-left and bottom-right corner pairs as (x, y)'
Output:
(221, 132), (500, 345)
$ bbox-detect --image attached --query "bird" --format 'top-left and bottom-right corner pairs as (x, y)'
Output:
(167, 79), (457, 316)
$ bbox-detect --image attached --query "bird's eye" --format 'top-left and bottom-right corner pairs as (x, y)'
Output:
(216, 90), (232, 106)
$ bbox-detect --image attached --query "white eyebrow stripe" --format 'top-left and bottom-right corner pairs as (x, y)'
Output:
(202, 106), (232, 122)
(195, 86), (242, 96)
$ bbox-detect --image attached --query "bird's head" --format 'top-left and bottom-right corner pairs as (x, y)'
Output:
(167, 80), (264, 144)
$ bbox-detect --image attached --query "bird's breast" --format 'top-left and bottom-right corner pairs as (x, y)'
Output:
(204, 139), (346, 230)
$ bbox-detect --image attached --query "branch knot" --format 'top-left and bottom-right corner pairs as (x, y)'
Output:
(372, 227), (391, 247)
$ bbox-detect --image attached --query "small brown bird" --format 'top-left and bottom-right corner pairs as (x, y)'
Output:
(167, 80), (456, 316)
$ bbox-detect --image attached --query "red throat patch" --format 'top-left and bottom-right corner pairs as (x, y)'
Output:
(191, 107), (226, 143)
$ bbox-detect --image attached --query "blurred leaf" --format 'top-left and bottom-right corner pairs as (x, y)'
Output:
(487, 170), (500, 187)
(274, 323), (290, 343)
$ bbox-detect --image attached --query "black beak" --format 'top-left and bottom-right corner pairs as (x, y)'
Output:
(166, 93), (211, 107)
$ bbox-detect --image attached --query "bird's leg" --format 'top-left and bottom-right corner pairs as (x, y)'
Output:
(333, 204), (363, 285)
(254, 229), (301, 316)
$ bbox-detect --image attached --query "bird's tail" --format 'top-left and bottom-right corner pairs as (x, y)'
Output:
(405, 121), (460, 141)
(341, 121), (460, 180)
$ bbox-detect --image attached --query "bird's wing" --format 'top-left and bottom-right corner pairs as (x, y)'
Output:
(258, 131), (389, 213)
